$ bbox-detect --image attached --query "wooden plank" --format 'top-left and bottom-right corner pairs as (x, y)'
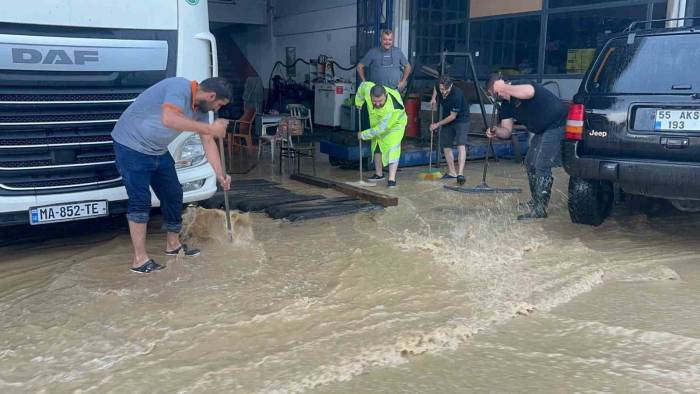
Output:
(291, 173), (398, 207)
(290, 173), (336, 188)
(332, 182), (398, 207)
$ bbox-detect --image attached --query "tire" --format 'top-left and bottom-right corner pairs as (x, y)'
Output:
(668, 199), (700, 213)
(568, 177), (614, 226)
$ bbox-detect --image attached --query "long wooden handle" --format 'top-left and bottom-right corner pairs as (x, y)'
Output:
(218, 136), (233, 242)
(357, 107), (363, 181)
(429, 109), (434, 170)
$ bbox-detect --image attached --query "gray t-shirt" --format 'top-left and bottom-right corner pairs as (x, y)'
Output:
(112, 77), (208, 155)
(359, 46), (409, 89)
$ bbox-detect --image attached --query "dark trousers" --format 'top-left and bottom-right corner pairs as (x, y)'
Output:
(525, 126), (565, 178)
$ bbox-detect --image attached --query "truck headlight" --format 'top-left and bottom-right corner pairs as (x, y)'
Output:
(175, 134), (206, 169)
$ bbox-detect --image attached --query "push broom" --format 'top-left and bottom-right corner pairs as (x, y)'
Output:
(444, 97), (522, 194)
(346, 107), (376, 187)
(417, 109), (443, 180)
(443, 57), (521, 196)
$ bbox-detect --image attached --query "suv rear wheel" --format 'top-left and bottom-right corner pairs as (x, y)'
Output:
(668, 199), (700, 213)
(568, 177), (614, 226)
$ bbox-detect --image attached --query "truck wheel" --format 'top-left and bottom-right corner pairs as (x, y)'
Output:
(568, 177), (614, 226)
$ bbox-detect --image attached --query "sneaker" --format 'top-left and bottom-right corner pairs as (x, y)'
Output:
(130, 259), (165, 274)
(387, 180), (397, 188)
(165, 243), (201, 257)
(367, 174), (386, 182)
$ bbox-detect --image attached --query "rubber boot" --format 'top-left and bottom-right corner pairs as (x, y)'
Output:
(517, 170), (537, 210)
(517, 175), (553, 220)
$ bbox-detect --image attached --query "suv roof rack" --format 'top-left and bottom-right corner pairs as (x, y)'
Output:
(624, 17), (700, 32)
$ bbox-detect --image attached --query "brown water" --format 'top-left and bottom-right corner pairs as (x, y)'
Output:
(1, 163), (698, 393)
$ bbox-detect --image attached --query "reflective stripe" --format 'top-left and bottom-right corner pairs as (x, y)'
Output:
(364, 112), (392, 138)
(387, 142), (401, 154)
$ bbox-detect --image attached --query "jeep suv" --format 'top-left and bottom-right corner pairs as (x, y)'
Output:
(563, 19), (700, 226)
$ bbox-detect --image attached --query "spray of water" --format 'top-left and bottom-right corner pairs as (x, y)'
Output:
(180, 207), (254, 245)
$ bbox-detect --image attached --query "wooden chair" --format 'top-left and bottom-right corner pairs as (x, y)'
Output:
(226, 107), (256, 162)
(287, 104), (313, 134)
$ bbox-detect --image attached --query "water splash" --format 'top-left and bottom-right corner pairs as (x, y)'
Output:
(181, 207), (254, 245)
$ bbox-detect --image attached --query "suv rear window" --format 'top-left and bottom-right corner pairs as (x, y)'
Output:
(586, 33), (700, 94)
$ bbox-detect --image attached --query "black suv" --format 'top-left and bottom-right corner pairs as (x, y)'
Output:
(563, 19), (700, 226)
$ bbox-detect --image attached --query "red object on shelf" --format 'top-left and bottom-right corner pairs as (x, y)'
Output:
(404, 95), (420, 138)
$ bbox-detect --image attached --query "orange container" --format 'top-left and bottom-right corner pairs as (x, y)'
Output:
(404, 95), (420, 138)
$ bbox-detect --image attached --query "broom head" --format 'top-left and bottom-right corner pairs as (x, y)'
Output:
(417, 168), (443, 180)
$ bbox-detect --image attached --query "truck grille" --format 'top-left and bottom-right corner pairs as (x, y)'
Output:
(0, 112), (123, 125)
(0, 94), (131, 195)
(0, 92), (139, 103)
(0, 154), (116, 169)
(0, 134), (113, 146)
(0, 173), (122, 190)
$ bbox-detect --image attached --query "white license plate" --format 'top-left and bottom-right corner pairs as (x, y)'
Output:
(29, 200), (108, 225)
(655, 109), (700, 131)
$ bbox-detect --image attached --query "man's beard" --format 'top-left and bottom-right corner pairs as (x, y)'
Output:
(196, 99), (212, 113)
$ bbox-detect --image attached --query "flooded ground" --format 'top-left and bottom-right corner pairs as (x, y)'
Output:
(0, 159), (698, 393)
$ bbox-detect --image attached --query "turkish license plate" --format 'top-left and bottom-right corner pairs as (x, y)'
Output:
(29, 200), (108, 225)
(655, 109), (700, 131)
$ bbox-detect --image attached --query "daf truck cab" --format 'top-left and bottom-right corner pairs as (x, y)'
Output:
(0, 0), (219, 227)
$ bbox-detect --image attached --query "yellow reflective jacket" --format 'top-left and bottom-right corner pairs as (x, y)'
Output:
(354, 82), (407, 166)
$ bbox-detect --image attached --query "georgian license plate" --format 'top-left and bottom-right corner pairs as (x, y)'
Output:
(29, 201), (108, 225)
(655, 109), (700, 131)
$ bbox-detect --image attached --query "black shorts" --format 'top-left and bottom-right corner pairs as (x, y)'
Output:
(440, 122), (469, 148)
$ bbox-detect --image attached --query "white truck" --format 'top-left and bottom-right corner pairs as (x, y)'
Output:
(0, 0), (220, 226)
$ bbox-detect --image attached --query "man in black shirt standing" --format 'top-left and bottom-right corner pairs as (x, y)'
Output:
(429, 76), (470, 185)
(485, 74), (568, 220)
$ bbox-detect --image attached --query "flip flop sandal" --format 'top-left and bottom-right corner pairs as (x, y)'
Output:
(165, 243), (201, 257)
(130, 259), (165, 274)
(441, 174), (457, 179)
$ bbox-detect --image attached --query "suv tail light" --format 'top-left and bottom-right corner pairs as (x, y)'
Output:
(565, 104), (585, 140)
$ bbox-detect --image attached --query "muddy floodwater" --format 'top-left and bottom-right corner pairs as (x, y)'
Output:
(1, 162), (698, 393)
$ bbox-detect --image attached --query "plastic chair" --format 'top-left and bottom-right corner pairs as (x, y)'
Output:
(226, 107), (256, 161)
(287, 104), (313, 134)
(257, 122), (281, 163)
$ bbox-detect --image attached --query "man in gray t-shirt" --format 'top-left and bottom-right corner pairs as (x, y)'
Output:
(357, 30), (412, 91)
(111, 77), (233, 273)
(112, 77), (214, 155)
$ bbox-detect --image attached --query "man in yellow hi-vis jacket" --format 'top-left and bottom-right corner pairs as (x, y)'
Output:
(354, 81), (407, 188)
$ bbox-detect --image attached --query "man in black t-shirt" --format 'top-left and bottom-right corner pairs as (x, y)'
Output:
(429, 76), (470, 185)
(485, 74), (569, 220)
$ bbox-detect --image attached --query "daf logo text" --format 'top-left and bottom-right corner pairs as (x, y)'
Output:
(11, 48), (99, 65)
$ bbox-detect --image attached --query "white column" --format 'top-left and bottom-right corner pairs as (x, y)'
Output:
(393, 0), (411, 59)
(666, 0), (687, 27)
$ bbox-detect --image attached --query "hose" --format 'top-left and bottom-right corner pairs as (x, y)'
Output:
(331, 61), (357, 71)
(267, 58), (356, 86)
(266, 57), (357, 111)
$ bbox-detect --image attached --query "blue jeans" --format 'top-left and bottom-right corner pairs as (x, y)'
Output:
(113, 142), (184, 233)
